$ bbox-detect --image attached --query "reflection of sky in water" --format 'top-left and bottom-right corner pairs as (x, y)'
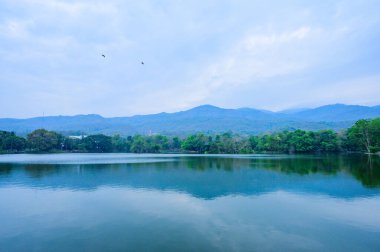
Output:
(0, 153), (334, 164)
(0, 154), (380, 251)
(1, 187), (380, 252)
(1, 154), (380, 199)
(0, 153), (177, 164)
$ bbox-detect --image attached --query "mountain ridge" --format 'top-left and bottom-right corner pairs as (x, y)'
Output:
(0, 104), (379, 136)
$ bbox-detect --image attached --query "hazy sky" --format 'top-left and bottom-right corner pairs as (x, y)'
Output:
(1, 0), (380, 118)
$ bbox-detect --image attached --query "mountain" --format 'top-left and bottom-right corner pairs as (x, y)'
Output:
(0, 104), (379, 136)
(291, 104), (380, 122)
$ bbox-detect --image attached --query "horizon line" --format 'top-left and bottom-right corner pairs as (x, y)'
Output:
(1, 103), (379, 120)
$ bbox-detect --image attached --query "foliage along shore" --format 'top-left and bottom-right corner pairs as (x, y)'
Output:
(0, 118), (379, 154)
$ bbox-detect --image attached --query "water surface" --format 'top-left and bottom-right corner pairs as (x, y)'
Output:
(1, 154), (380, 251)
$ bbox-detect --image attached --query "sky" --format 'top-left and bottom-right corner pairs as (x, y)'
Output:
(0, 0), (380, 118)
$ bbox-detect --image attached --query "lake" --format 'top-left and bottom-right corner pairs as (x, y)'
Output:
(0, 154), (380, 251)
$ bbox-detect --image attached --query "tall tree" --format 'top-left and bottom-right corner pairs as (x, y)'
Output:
(181, 134), (210, 153)
(0, 131), (26, 152)
(347, 119), (372, 153)
(83, 134), (113, 152)
(27, 129), (62, 152)
(315, 130), (339, 152)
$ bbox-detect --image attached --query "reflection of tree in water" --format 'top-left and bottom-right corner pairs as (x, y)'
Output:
(180, 154), (380, 188)
(183, 157), (246, 171)
(123, 161), (180, 171)
(249, 156), (341, 175)
(24, 164), (61, 178)
(345, 155), (380, 188)
(0, 164), (12, 176)
(252, 155), (380, 188)
(1, 154), (379, 188)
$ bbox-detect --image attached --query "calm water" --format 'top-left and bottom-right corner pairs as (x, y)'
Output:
(1, 154), (380, 252)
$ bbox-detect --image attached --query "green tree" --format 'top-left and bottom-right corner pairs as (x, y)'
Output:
(130, 135), (147, 153)
(63, 137), (84, 151)
(248, 136), (259, 151)
(83, 134), (113, 152)
(0, 131), (26, 152)
(112, 134), (130, 152)
(169, 137), (182, 151)
(256, 134), (285, 152)
(368, 118), (380, 152)
(146, 135), (169, 153)
(347, 118), (380, 153)
(288, 130), (315, 153)
(181, 134), (210, 153)
(27, 129), (62, 152)
(315, 130), (339, 152)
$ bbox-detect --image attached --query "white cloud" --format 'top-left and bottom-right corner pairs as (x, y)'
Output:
(243, 26), (311, 49)
(0, 0), (379, 117)
(150, 27), (318, 109)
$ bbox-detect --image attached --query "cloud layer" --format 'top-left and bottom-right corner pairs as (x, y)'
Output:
(0, 0), (379, 117)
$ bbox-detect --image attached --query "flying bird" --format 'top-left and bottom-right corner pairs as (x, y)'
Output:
(102, 54), (105, 58)
(141, 61), (144, 65)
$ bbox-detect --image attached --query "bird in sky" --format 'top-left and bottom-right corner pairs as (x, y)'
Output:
(102, 54), (105, 58)
(141, 61), (144, 65)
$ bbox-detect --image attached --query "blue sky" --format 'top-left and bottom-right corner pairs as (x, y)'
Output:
(0, 0), (380, 118)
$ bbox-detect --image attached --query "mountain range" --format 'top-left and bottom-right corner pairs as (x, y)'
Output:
(1, 104), (379, 136)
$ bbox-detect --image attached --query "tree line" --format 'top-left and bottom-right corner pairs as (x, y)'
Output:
(0, 118), (379, 154)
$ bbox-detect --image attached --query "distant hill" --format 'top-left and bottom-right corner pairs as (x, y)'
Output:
(291, 104), (380, 122)
(0, 104), (379, 136)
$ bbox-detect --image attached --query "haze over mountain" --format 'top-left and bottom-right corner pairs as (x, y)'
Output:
(1, 104), (379, 136)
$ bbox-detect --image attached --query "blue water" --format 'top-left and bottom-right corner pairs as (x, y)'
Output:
(0, 154), (380, 251)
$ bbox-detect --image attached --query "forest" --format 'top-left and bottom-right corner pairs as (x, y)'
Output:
(0, 118), (379, 154)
